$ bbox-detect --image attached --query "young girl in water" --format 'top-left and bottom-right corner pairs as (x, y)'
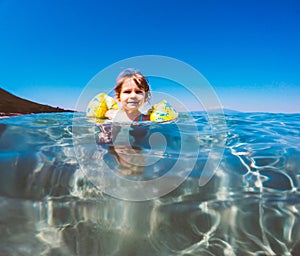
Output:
(97, 69), (150, 145)
(96, 69), (150, 174)
(105, 69), (151, 122)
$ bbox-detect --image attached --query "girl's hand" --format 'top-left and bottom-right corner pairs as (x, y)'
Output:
(105, 109), (118, 120)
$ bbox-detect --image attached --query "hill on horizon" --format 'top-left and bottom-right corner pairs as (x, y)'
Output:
(0, 88), (74, 116)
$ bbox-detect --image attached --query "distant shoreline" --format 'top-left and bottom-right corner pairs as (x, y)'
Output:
(0, 112), (23, 119)
(0, 88), (74, 117)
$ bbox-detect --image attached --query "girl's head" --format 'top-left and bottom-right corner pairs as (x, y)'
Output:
(114, 69), (151, 102)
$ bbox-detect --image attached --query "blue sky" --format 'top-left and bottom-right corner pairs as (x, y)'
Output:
(0, 0), (299, 113)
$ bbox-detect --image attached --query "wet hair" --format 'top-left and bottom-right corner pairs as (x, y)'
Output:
(114, 69), (151, 101)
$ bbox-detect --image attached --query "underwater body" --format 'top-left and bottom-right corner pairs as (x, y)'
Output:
(0, 112), (300, 256)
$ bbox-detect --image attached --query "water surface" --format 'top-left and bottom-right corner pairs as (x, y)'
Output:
(0, 112), (300, 255)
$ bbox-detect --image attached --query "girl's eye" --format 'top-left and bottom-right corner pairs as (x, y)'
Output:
(121, 90), (144, 94)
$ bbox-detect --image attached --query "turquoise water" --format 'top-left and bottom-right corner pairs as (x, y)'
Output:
(0, 112), (300, 255)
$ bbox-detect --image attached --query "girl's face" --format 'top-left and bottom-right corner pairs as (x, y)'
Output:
(119, 78), (146, 112)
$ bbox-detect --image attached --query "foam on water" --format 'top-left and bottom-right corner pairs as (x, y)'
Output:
(0, 112), (300, 255)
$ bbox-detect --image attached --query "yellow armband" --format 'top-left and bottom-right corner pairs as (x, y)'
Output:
(86, 93), (119, 118)
(148, 100), (178, 122)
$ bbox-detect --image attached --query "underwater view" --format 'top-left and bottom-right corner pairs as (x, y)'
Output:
(0, 112), (300, 256)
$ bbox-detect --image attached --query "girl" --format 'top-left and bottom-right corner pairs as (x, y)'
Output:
(105, 69), (151, 122)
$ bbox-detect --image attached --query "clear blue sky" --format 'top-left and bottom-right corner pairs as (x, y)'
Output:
(0, 0), (299, 113)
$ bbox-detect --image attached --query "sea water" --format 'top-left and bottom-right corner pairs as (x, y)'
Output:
(0, 112), (300, 256)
